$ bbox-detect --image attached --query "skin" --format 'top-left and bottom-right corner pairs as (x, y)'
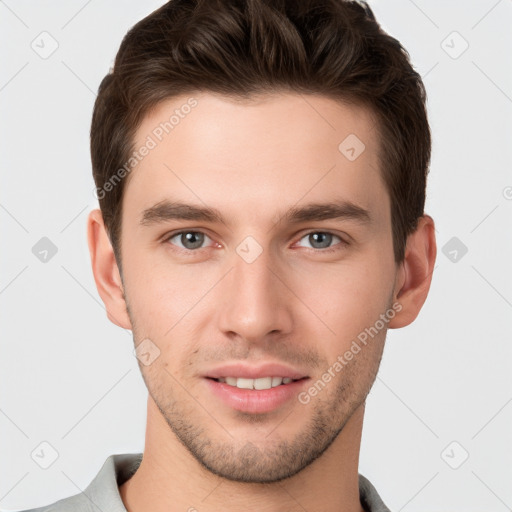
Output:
(87, 92), (436, 512)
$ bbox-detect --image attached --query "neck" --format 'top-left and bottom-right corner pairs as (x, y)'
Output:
(120, 398), (366, 512)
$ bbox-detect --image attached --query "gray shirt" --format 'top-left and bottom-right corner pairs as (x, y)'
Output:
(17, 453), (392, 512)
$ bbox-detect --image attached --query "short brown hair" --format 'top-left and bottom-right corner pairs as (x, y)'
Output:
(91, 0), (431, 270)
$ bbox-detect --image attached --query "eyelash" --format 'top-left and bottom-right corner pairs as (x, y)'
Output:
(162, 230), (349, 254)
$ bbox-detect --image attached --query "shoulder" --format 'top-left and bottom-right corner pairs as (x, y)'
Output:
(359, 473), (393, 512)
(10, 452), (143, 512)
(10, 491), (96, 512)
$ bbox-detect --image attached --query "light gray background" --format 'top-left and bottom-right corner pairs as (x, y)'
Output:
(1, 1), (511, 510)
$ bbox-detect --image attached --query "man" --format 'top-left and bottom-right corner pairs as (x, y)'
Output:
(20, 0), (436, 510)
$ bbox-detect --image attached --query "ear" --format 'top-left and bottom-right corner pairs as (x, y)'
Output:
(87, 208), (132, 330)
(388, 214), (437, 328)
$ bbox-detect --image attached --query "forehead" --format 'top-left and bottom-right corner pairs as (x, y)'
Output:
(124, 91), (388, 228)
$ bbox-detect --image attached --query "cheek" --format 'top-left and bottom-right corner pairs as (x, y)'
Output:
(294, 253), (395, 346)
(123, 249), (218, 339)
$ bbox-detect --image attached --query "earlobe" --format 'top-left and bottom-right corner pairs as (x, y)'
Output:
(388, 214), (437, 329)
(87, 209), (132, 330)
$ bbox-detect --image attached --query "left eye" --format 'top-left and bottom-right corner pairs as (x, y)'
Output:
(296, 232), (344, 250)
(166, 231), (213, 250)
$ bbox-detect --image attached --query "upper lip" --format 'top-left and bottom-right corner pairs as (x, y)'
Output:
(205, 363), (308, 380)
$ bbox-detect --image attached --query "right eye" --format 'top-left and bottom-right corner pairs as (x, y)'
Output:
(164, 230), (216, 251)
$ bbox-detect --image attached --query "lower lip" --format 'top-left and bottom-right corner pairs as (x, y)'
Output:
(204, 378), (309, 414)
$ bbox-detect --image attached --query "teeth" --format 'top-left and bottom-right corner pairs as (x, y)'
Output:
(216, 376), (297, 390)
(237, 378), (254, 389)
(254, 377), (272, 390)
(271, 376), (283, 387)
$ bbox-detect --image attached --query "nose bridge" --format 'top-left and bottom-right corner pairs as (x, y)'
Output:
(217, 240), (292, 341)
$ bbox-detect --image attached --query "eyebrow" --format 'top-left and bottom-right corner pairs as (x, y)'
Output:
(139, 199), (372, 227)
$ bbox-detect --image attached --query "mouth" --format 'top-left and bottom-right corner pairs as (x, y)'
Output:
(204, 375), (310, 414)
(208, 376), (306, 390)
(203, 362), (311, 413)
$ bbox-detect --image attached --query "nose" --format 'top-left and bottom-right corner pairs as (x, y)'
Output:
(217, 245), (294, 344)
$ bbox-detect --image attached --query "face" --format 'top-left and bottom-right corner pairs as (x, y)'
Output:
(118, 92), (399, 483)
